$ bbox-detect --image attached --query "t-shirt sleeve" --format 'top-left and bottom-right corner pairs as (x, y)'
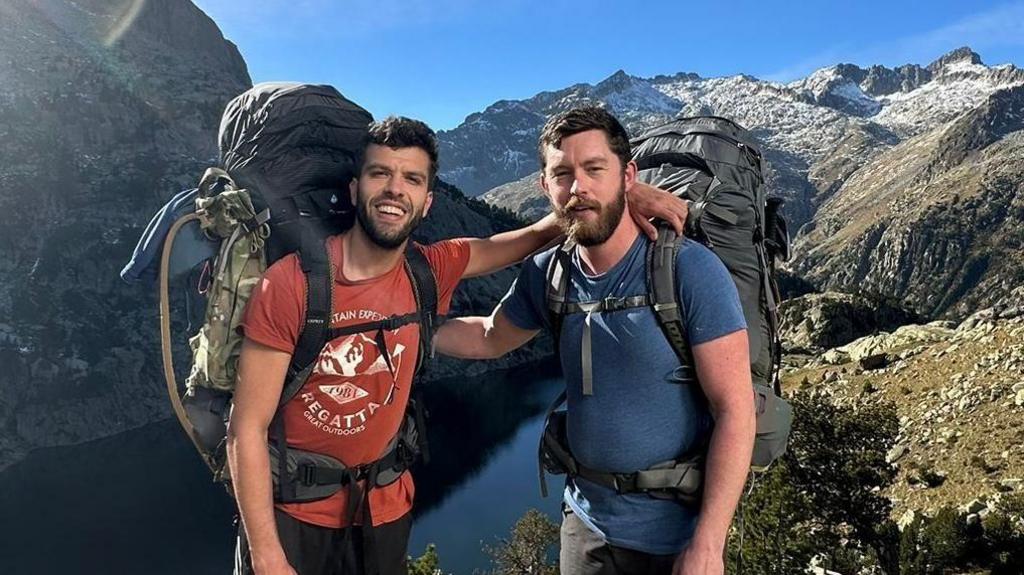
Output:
(238, 254), (305, 354)
(497, 250), (551, 332)
(675, 241), (747, 346)
(420, 239), (472, 314)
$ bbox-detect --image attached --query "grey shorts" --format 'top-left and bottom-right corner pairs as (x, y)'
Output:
(559, 507), (677, 575)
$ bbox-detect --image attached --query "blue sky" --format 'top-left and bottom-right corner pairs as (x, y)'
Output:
(193, 0), (1024, 131)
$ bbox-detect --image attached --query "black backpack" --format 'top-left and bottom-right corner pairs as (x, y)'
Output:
(631, 115), (789, 391)
(144, 83), (437, 505)
(218, 82), (373, 262)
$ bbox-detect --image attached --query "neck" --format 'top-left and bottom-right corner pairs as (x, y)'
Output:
(576, 207), (641, 275)
(342, 224), (406, 281)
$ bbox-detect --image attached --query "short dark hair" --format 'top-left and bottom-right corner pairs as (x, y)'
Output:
(538, 106), (631, 170)
(357, 116), (439, 183)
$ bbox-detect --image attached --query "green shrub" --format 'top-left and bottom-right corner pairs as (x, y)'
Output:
(727, 390), (901, 574)
(482, 509), (559, 575)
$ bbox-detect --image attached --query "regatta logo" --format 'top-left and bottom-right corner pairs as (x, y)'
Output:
(300, 391), (382, 437)
(319, 382), (369, 406)
(314, 333), (405, 378)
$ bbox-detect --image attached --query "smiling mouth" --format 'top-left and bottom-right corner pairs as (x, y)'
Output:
(374, 202), (408, 220)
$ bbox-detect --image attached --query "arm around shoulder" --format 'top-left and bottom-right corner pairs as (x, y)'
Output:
(461, 213), (562, 278)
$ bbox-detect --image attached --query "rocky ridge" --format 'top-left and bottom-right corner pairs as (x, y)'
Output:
(0, 0), (252, 471)
(781, 288), (1024, 518)
(792, 84), (1024, 318)
(460, 48), (1023, 319)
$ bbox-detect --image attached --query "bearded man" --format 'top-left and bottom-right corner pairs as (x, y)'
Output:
(433, 106), (756, 575)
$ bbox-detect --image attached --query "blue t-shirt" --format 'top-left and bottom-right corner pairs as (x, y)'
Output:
(501, 233), (746, 554)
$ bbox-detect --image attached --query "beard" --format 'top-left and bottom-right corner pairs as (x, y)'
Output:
(554, 184), (626, 247)
(355, 191), (424, 250)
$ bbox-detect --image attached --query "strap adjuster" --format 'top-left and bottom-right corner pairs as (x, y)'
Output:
(602, 296), (624, 311)
(299, 464), (318, 486)
(611, 472), (636, 493)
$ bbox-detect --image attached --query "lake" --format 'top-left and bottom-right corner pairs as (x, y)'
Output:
(0, 362), (565, 575)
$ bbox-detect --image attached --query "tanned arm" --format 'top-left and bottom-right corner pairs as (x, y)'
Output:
(675, 329), (756, 575)
(627, 181), (689, 240)
(226, 339), (297, 575)
(462, 214), (561, 279)
(433, 306), (539, 359)
(460, 182), (687, 279)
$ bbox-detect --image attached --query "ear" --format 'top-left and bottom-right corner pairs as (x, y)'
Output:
(422, 191), (434, 218)
(623, 160), (638, 193)
(349, 177), (358, 206)
(538, 170), (550, 196)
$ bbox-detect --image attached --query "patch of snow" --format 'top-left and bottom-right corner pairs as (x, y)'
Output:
(874, 72), (1024, 136)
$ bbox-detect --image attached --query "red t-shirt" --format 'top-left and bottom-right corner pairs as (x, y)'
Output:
(240, 234), (470, 528)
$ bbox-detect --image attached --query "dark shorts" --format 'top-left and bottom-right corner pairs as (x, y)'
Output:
(559, 507), (677, 575)
(235, 509), (411, 575)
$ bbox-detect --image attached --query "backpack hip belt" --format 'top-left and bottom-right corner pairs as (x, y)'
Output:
(538, 390), (704, 505)
(268, 405), (424, 504)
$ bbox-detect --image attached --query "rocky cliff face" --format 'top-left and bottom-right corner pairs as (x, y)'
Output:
(0, 0), (546, 470)
(792, 85), (1024, 319)
(0, 0), (252, 470)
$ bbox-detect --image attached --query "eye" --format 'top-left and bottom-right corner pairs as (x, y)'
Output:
(586, 165), (604, 175)
(406, 174), (425, 186)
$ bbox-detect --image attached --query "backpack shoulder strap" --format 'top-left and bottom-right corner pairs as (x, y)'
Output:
(545, 241), (574, 347)
(402, 244), (439, 375)
(647, 225), (693, 366)
(279, 232), (332, 407)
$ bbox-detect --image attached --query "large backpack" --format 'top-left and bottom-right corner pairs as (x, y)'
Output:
(537, 116), (792, 502)
(632, 115), (787, 390)
(128, 83), (437, 503)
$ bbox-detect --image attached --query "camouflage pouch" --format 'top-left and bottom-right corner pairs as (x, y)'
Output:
(185, 168), (270, 393)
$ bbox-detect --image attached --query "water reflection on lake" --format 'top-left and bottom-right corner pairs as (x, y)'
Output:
(0, 362), (564, 575)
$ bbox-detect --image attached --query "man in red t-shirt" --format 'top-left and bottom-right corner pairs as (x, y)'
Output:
(227, 116), (688, 575)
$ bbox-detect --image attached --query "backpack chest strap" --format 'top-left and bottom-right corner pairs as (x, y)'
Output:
(555, 295), (651, 396)
(559, 294), (651, 314)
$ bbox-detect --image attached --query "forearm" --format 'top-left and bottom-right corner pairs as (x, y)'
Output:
(463, 213), (562, 278)
(435, 307), (539, 359)
(434, 316), (502, 359)
(227, 427), (286, 567)
(691, 405), (756, 550)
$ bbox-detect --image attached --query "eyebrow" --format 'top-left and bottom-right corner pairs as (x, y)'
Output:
(364, 163), (428, 180)
(550, 155), (610, 171)
(581, 156), (610, 167)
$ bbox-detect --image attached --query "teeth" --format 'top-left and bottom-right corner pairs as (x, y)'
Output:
(378, 205), (404, 216)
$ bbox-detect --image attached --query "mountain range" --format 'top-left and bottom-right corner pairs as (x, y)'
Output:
(451, 46), (1024, 319)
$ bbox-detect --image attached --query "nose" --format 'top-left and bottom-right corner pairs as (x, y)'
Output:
(382, 174), (408, 198)
(570, 168), (594, 198)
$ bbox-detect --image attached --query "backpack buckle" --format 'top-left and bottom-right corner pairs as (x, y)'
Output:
(611, 472), (637, 493)
(299, 463), (318, 486)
